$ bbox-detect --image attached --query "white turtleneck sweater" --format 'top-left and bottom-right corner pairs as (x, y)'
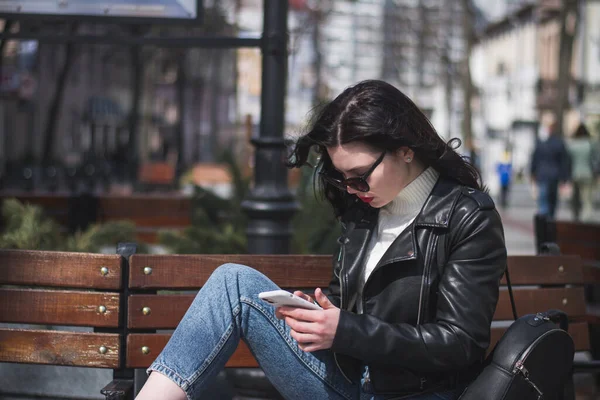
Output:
(356, 167), (439, 314)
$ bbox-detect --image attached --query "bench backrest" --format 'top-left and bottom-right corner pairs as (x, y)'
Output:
(0, 195), (192, 243)
(547, 220), (600, 264)
(97, 196), (191, 243)
(0, 250), (590, 370)
(535, 215), (600, 265)
(0, 249), (125, 369)
(124, 254), (591, 369)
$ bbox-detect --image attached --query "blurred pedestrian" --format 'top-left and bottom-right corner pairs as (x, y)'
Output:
(530, 118), (571, 219)
(496, 151), (512, 208)
(567, 123), (596, 221)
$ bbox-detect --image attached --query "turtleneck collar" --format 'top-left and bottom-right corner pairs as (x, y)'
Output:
(382, 167), (439, 216)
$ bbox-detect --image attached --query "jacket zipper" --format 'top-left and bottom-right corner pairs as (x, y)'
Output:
(514, 361), (543, 399)
(334, 240), (353, 383)
(359, 239), (434, 390)
(416, 236), (438, 325)
(511, 327), (557, 399)
(416, 268), (427, 326)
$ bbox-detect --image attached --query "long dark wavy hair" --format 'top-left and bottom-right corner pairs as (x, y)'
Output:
(287, 80), (482, 218)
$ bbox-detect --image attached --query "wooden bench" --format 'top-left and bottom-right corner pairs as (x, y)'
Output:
(534, 214), (600, 394)
(0, 193), (72, 230)
(138, 162), (176, 189)
(0, 246), (134, 399)
(534, 215), (600, 267)
(97, 195), (191, 244)
(0, 249), (597, 399)
(0, 194), (192, 243)
(124, 253), (595, 398)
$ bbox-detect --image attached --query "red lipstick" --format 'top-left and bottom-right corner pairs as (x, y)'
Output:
(359, 197), (374, 204)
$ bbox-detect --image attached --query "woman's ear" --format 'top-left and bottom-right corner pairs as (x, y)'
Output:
(396, 147), (414, 162)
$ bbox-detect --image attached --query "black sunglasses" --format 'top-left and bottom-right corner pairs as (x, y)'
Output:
(319, 151), (386, 193)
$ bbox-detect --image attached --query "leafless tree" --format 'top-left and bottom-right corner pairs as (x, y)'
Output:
(460, 0), (476, 154)
(555, 0), (579, 134)
(304, 0), (335, 106)
(42, 23), (79, 165)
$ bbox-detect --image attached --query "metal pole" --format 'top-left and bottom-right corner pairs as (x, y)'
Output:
(128, 30), (142, 184)
(0, 32), (261, 48)
(241, 0), (298, 254)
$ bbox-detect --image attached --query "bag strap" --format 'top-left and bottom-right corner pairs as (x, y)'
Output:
(504, 262), (518, 320)
(544, 309), (569, 331)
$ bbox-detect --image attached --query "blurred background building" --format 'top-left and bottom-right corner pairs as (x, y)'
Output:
(472, 0), (600, 193)
(2, 0), (599, 196)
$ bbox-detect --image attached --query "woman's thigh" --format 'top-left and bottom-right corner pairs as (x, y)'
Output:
(207, 264), (360, 400)
(239, 289), (358, 400)
(149, 264), (359, 400)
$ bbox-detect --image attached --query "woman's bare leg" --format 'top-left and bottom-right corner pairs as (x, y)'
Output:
(135, 371), (187, 400)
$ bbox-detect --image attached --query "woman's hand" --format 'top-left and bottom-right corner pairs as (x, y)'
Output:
(277, 288), (341, 352)
(274, 290), (313, 320)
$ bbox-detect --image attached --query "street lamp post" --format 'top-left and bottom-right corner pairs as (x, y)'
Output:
(242, 0), (299, 255)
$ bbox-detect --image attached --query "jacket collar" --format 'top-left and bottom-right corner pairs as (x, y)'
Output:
(342, 178), (463, 275)
(351, 177), (462, 229)
(414, 177), (462, 229)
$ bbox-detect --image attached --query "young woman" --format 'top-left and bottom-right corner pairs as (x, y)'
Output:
(136, 80), (507, 400)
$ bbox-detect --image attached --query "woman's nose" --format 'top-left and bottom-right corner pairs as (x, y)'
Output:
(346, 186), (358, 195)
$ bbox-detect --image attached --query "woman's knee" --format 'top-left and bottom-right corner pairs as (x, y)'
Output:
(212, 263), (254, 277)
(204, 263), (276, 299)
(209, 263), (266, 287)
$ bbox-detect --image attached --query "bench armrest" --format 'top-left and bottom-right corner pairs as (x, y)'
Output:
(573, 360), (600, 373)
(101, 379), (134, 400)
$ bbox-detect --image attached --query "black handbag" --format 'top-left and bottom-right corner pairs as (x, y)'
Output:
(459, 264), (575, 400)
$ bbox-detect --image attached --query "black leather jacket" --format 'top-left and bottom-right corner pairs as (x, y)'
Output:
(328, 178), (507, 398)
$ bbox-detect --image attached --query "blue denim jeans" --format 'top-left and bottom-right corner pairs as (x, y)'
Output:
(536, 179), (559, 218)
(147, 264), (464, 400)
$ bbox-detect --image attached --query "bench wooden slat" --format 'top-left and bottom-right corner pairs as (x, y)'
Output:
(126, 322), (590, 369)
(0, 329), (120, 368)
(494, 287), (586, 320)
(129, 255), (585, 289)
(0, 288), (120, 327)
(0, 250), (122, 289)
(1, 195), (70, 225)
(556, 242), (600, 263)
(98, 197), (191, 228)
(128, 294), (192, 329)
(501, 256), (584, 285)
(129, 255), (333, 289)
(554, 221), (600, 243)
(127, 334), (255, 368)
(100, 215), (191, 227)
(128, 287), (588, 329)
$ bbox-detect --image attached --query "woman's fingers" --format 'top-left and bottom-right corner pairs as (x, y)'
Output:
(293, 290), (313, 302)
(285, 316), (316, 333)
(280, 307), (321, 322)
(275, 308), (285, 320)
(298, 342), (323, 352)
(289, 329), (320, 344)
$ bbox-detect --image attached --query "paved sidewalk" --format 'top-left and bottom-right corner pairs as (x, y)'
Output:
(495, 183), (600, 255)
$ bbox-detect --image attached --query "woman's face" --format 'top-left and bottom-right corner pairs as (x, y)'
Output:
(326, 142), (422, 208)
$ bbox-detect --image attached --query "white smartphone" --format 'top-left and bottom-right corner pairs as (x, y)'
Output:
(258, 290), (321, 310)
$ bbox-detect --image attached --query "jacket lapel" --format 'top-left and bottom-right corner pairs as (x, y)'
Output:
(341, 222), (373, 311)
(373, 222), (418, 269)
(368, 178), (462, 272)
(338, 178), (463, 309)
